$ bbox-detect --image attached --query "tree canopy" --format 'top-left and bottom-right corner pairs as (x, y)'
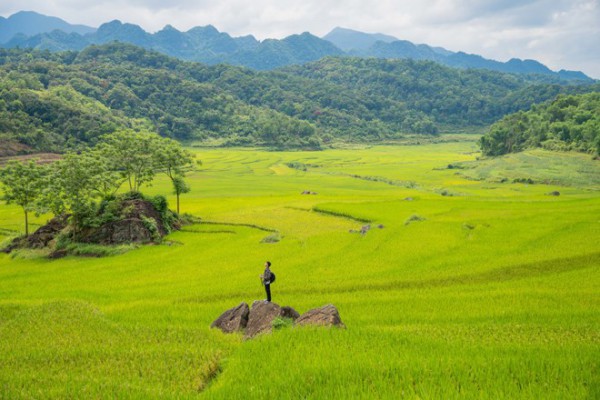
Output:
(480, 92), (600, 156)
(1, 44), (597, 153)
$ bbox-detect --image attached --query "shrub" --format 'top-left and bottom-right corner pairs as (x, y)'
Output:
(272, 317), (294, 330)
(405, 214), (426, 225)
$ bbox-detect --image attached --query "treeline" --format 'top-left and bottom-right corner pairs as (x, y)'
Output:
(0, 131), (194, 236)
(480, 93), (600, 156)
(0, 43), (598, 152)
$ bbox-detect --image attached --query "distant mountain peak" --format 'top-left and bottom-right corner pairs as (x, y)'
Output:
(0, 10), (95, 44)
(323, 27), (398, 51)
(1, 11), (592, 81)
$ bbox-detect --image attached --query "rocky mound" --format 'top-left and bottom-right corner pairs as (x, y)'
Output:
(77, 199), (174, 245)
(2, 196), (180, 256)
(211, 301), (344, 339)
(2, 214), (69, 254)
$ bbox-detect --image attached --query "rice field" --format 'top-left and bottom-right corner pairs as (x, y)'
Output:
(0, 139), (599, 399)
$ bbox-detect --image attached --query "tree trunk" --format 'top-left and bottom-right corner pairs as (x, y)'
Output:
(176, 193), (180, 215)
(24, 209), (29, 237)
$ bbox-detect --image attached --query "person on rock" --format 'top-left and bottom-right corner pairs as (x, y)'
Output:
(260, 261), (275, 302)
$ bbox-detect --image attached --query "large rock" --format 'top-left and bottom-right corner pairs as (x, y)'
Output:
(295, 304), (345, 328)
(27, 214), (70, 249)
(244, 301), (285, 339)
(281, 306), (300, 320)
(78, 199), (176, 244)
(210, 302), (249, 333)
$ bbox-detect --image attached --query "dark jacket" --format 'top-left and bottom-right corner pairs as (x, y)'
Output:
(263, 267), (273, 285)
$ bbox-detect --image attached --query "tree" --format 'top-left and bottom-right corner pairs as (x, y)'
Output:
(154, 137), (195, 214)
(97, 130), (161, 192)
(172, 176), (191, 214)
(40, 151), (125, 231)
(0, 159), (47, 236)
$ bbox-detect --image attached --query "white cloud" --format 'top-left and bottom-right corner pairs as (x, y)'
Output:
(1, 0), (599, 77)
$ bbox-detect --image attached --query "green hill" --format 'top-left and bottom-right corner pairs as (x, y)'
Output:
(480, 92), (600, 156)
(1, 43), (598, 152)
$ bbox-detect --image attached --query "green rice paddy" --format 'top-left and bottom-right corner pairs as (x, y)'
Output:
(0, 139), (599, 399)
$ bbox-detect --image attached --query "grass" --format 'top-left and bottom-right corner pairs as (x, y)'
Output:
(0, 141), (599, 399)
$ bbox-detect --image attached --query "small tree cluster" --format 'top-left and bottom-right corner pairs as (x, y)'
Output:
(0, 130), (195, 236)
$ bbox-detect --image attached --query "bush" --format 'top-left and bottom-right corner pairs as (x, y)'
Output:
(405, 214), (426, 226)
(261, 233), (281, 243)
(272, 317), (294, 330)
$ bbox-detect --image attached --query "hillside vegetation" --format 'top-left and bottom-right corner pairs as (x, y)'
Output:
(480, 92), (600, 156)
(0, 142), (598, 398)
(1, 44), (598, 152)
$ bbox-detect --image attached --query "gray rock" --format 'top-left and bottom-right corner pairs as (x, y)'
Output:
(281, 306), (300, 320)
(210, 302), (249, 333)
(244, 301), (285, 339)
(295, 304), (345, 328)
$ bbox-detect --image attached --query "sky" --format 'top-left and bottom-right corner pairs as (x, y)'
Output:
(2, 0), (599, 78)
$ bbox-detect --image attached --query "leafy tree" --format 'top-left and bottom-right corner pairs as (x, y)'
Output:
(172, 176), (190, 214)
(97, 130), (161, 192)
(41, 152), (99, 233)
(154, 137), (195, 214)
(0, 159), (47, 236)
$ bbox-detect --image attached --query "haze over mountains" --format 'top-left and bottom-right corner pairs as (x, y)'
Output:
(1, 11), (592, 81)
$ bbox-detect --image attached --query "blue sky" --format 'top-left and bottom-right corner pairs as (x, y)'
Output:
(2, 0), (599, 77)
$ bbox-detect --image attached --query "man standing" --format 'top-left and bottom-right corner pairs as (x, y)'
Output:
(261, 261), (275, 302)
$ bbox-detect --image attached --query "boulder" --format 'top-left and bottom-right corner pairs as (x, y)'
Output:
(210, 302), (249, 334)
(281, 306), (300, 320)
(78, 199), (175, 245)
(547, 191), (560, 196)
(244, 301), (284, 339)
(295, 304), (345, 328)
(26, 214), (70, 249)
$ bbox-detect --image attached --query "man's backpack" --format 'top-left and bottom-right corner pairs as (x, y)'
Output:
(270, 272), (276, 283)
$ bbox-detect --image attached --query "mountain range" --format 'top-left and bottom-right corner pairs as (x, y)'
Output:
(0, 11), (592, 81)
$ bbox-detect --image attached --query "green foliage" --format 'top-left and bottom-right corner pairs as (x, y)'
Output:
(140, 215), (161, 243)
(271, 317), (294, 330)
(1, 45), (597, 152)
(480, 92), (600, 156)
(148, 194), (178, 233)
(0, 159), (47, 235)
(96, 130), (162, 192)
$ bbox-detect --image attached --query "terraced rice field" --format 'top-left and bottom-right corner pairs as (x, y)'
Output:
(1, 140), (598, 399)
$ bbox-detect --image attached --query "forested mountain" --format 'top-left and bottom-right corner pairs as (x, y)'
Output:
(480, 93), (600, 156)
(4, 19), (342, 71)
(0, 44), (598, 154)
(1, 12), (592, 81)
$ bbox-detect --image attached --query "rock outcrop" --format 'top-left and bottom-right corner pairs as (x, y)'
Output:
(295, 304), (345, 328)
(244, 301), (285, 339)
(78, 199), (173, 245)
(211, 302), (343, 339)
(2, 214), (69, 254)
(210, 302), (249, 333)
(281, 306), (300, 320)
